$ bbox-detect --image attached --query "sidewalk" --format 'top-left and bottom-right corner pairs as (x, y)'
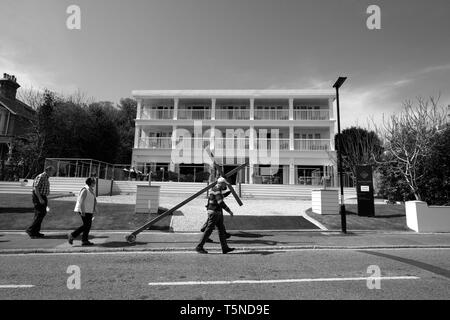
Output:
(1, 230), (449, 254)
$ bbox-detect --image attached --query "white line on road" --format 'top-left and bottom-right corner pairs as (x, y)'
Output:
(0, 285), (34, 288)
(148, 276), (420, 286)
(2, 247), (450, 257)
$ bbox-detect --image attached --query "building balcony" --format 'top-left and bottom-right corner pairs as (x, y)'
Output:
(138, 137), (172, 149)
(136, 137), (332, 152)
(294, 139), (331, 151)
(254, 109), (289, 120)
(141, 108), (174, 120)
(178, 108), (211, 120)
(215, 109), (250, 120)
(294, 110), (330, 120)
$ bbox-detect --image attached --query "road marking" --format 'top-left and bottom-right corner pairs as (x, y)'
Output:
(0, 285), (34, 288)
(1, 247), (450, 257)
(148, 276), (420, 286)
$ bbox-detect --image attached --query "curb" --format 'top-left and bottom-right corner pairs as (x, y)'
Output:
(2, 244), (450, 255)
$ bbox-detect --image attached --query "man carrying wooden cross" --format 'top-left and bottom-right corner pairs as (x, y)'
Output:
(196, 177), (235, 254)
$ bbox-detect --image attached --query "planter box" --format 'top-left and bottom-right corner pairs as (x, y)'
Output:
(406, 201), (450, 233)
(135, 186), (160, 214)
(311, 189), (339, 215)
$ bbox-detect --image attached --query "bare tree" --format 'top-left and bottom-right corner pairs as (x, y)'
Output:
(379, 96), (447, 200)
(17, 86), (44, 110)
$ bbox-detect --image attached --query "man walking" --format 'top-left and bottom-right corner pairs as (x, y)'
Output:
(196, 177), (235, 254)
(200, 186), (232, 243)
(26, 166), (53, 238)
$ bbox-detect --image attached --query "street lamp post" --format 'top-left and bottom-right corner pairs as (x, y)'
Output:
(333, 77), (347, 234)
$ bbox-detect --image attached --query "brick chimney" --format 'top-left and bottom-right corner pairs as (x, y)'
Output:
(0, 73), (21, 100)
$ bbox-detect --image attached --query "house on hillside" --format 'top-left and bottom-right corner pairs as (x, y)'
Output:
(0, 73), (36, 179)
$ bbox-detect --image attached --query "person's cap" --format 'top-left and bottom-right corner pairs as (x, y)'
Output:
(217, 177), (227, 184)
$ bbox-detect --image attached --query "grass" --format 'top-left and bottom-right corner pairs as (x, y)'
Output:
(306, 204), (408, 231)
(0, 194), (172, 231)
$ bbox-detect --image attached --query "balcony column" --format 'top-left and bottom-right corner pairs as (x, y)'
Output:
(250, 98), (255, 120)
(289, 162), (295, 185)
(289, 98), (294, 120)
(211, 98), (216, 120)
(328, 98), (334, 119)
(141, 128), (147, 148)
(289, 125), (294, 151)
(137, 98), (142, 119)
(134, 126), (141, 148)
(171, 125), (177, 150)
(173, 98), (179, 120)
(249, 125), (255, 184)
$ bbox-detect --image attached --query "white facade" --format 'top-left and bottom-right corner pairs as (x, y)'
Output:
(131, 90), (337, 185)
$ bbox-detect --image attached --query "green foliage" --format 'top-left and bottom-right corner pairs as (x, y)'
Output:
(377, 156), (415, 203)
(11, 90), (137, 178)
(418, 127), (450, 205)
(334, 126), (383, 180)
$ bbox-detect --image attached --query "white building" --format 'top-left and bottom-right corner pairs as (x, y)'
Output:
(131, 90), (338, 186)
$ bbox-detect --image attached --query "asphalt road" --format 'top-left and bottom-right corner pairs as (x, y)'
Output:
(0, 248), (449, 300)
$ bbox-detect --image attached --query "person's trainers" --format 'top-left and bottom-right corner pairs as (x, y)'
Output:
(26, 230), (36, 239)
(67, 233), (74, 245)
(222, 247), (235, 254)
(205, 238), (214, 243)
(195, 247), (208, 254)
(35, 233), (45, 238)
(81, 241), (94, 246)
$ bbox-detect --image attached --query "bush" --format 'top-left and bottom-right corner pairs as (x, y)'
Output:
(418, 127), (450, 205)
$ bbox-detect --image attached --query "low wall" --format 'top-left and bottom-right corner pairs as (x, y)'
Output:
(406, 201), (450, 233)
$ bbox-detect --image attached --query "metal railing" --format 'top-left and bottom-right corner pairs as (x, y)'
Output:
(178, 108), (211, 120)
(141, 108), (174, 120)
(138, 137), (172, 149)
(294, 139), (331, 151)
(294, 109), (330, 120)
(137, 137), (331, 151)
(254, 109), (290, 120)
(215, 109), (250, 120)
(44, 158), (133, 180)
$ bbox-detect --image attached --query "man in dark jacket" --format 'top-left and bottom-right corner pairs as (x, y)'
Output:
(26, 166), (54, 238)
(196, 177), (235, 254)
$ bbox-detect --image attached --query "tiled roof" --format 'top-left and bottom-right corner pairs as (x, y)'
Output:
(0, 95), (36, 120)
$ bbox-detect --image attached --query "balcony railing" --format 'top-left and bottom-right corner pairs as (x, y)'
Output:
(294, 139), (331, 151)
(294, 110), (330, 120)
(254, 109), (289, 120)
(215, 109), (250, 120)
(178, 108), (211, 120)
(141, 108), (174, 120)
(138, 137), (172, 149)
(256, 138), (290, 150)
(137, 137), (332, 152)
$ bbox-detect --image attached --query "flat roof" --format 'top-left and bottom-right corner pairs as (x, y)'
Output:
(132, 89), (335, 99)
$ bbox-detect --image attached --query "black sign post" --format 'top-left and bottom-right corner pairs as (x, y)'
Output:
(356, 165), (375, 217)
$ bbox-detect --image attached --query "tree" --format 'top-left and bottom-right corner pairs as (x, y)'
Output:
(114, 98), (136, 164)
(379, 96), (447, 201)
(333, 127), (383, 181)
(86, 102), (120, 162)
(418, 126), (450, 205)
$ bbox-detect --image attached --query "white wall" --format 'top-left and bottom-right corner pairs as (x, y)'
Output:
(406, 201), (450, 233)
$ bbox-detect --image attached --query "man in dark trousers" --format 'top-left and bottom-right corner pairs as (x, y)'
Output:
(200, 189), (232, 243)
(196, 177), (235, 254)
(26, 166), (53, 238)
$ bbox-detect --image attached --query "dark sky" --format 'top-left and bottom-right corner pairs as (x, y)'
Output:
(1, 0), (449, 127)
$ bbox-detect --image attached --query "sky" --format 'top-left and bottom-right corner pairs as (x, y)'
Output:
(1, 0), (449, 128)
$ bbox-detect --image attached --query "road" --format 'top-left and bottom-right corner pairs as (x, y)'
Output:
(0, 248), (449, 300)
